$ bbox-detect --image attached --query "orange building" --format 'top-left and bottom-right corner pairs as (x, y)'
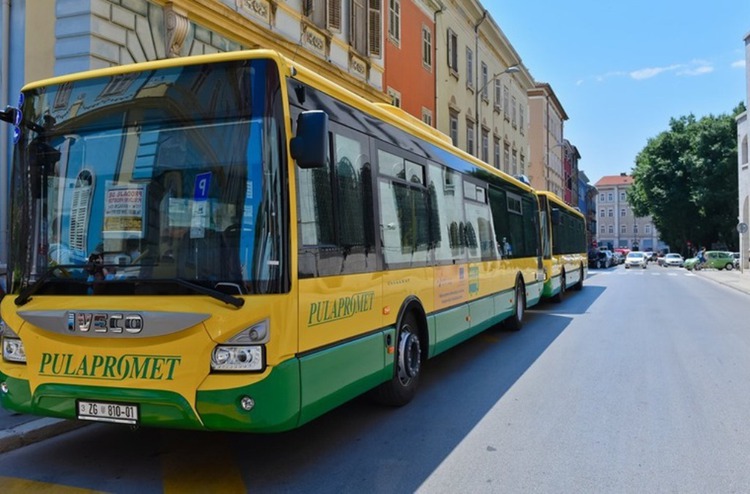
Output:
(384, 1), (440, 127)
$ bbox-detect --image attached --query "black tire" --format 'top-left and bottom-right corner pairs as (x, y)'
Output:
(504, 280), (525, 331)
(573, 265), (584, 290)
(551, 270), (565, 303)
(726, 263), (733, 271)
(372, 311), (422, 406)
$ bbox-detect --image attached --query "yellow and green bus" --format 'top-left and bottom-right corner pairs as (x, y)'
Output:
(0, 49), (571, 432)
(537, 191), (587, 302)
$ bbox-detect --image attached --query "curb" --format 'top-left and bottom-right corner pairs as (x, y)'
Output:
(0, 418), (88, 454)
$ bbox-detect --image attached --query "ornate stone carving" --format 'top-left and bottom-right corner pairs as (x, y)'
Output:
(164, 3), (190, 58)
(302, 24), (327, 58)
(237, 0), (272, 24)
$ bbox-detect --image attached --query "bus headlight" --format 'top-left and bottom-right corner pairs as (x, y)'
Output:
(1, 320), (26, 363)
(211, 345), (264, 372)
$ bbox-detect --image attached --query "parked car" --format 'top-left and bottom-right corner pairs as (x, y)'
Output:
(662, 253), (684, 267)
(624, 251), (648, 269)
(612, 251), (624, 265)
(590, 250), (613, 268)
(733, 252), (740, 269)
(684, 256), (700, 270)
(703, 250), (735, 270)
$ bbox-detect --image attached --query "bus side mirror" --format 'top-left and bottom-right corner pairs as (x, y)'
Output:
(0, 106), (21, 125)
(290, 110), (328, 169)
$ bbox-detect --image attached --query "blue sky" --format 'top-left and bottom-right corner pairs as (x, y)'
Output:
(486, 0), (749, 183)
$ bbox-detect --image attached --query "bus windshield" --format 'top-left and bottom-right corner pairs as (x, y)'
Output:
(8, 58), (287, 298)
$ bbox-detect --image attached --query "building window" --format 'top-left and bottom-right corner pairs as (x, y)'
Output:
(634, 224), (639, 234)
(599, 208), (605, 218)
(608, 225), (614, 234)
(387, 87), (401, 107)
(620, 191), (626, 201)
(519, 103), (525, 133)
(599, 193), (605, 202)
(481, 62), (489, 101)
(466, 120), (475, 155)
(645, 224), (652, 235)
(519, 153), (525, 175)
(494, 80), (502, 112)
(621, 224), (627, 234)
(493, 136), (500, 168)
(502, 85), (509, 119)
(449, 110), (459, 146)
(466, 48), (473, 89)
(447, 29), (458, 75)
(620, 208), (626, 217)
(600, 225), (605, 234)
(608, 208), (613, 217)
(481, 128), (489, 162)
(350, 0), (382, 57)
(608, 192), (613, 202)
(503, 143), (510, 174)
(388, 0), (400, 44)
(421, 26), (432, 69)
(511, 95), (517, 127)
(511, 149), (518, 176)
(421, 107), (432, 127)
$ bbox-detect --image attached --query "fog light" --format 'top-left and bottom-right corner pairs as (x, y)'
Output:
(240, 396), (255, 411)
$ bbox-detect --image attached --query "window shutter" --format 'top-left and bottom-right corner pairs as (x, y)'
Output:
(368, 0), (382, 57)
(327, 0), (341, 31)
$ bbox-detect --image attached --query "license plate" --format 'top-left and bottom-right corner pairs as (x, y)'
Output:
(77, 400), (139, 425)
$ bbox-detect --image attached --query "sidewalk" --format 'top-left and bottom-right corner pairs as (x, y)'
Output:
(693, 267), (750, 296)
(0, 407), (87, 453)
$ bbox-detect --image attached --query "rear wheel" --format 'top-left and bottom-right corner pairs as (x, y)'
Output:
(551, 270), (565, 303)
(504, 280), (525, 331)
(726, 263), (733, 270)
(372, 312), (422, 406)
(573, 265), (584, 290)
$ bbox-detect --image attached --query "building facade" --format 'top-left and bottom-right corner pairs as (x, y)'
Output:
(595, 174), (666, 252)
(737, 31), (750, 270)
(527, 82), (567, 197)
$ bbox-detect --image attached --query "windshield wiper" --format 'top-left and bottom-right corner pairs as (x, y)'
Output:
(15, 264), (83, 306)
(173, 278), (245, 308)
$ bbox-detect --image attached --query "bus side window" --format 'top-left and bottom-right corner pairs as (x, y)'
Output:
(297, 127), (375, 278)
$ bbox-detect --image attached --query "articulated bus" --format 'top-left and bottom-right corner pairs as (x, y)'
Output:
(0, 49), (579, 432)
(537, 191), (588, 302)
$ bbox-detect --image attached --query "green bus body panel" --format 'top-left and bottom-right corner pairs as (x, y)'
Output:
(525, 280), (543, 307)
(543, 273), (562, 298)
(0, 375), (203, 429)
(297, 329), (394, 426)
(197, 359), (301, 432)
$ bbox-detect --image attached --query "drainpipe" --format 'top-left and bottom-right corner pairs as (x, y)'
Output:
(1, 0), (10, 269)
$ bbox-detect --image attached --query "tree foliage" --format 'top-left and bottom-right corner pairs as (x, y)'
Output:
(628, 103), (745, 255)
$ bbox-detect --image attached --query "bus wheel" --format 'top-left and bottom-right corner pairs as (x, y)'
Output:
(504, 280), (525, 331)
(373, 312), (422, 406)
(573, 265), (584, 291)
(551, 270), (565, 303)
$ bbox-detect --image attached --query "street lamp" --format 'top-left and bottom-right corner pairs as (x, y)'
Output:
(475, 65), (520, 162)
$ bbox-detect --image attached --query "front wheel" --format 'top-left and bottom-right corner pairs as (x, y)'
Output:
(372, 312), (422, 406)
(726, 263), (733, 271)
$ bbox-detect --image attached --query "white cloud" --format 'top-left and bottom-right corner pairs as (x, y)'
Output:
(677, 65), (713, 76)
(731, 59), (746, 69)
(629, 65), (680, 80)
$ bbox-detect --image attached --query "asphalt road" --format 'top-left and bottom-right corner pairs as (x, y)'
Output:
(1, 266), (750, 493)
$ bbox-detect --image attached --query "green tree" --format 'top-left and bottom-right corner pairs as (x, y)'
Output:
(628, 103), (745, 255)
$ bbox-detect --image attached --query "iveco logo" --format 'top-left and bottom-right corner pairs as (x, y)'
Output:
(67, 312), (144, 334)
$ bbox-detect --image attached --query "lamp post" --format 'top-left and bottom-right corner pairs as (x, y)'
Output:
(475, 65), (520, 162)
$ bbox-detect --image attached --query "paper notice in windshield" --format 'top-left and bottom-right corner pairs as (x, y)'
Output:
(103, 183), (146, 238)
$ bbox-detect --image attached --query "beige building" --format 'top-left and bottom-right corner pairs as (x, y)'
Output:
(434, 0), (533, 176)
(595, 174), (665, 252)
(737, 31), (750, 270)
(527, 82), (567, 197)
